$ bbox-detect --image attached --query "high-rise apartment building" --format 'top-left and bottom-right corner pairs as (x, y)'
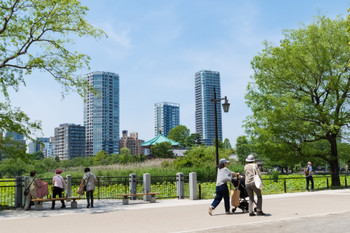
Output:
(84, 71), (120, 156)
(195, 70), (222, 145)
(28, 137), (50, 155)
(154, 102), (180, 137)
(54, 123), (85, 160)
(119, 130), (145, 155)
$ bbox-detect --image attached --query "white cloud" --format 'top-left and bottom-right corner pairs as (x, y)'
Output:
(102, 24), (132, 48)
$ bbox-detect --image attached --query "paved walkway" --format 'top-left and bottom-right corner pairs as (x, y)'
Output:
(1, 189), (350, 233)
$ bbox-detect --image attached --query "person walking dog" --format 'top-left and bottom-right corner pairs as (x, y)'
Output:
(208, 158), (240, 216)
(244, 154), (265, 216)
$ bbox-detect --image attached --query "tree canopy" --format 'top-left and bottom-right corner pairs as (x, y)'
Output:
(167, 125), (190, 147)
(0, 0), (105, 138)
(245, 16), (350, 186)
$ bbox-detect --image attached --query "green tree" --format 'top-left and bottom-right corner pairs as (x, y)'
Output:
(32, 151), (44, 160)
(245, 16), (349, 186)
(0, 0), (105, 138)
(93, 150), (112, 166)
(167, 125), (190, 147)
(185, 133), (201, 147)
(235, 136), (252, 165)
(0, 136), (27, 160)
(224, 138), (232, 149)
(151, 142), (174, 158)
(118, 148), (132, 164)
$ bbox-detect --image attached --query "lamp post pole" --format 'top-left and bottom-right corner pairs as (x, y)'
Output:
(212, 87), (230, 176)
(214, 88), (219, 168)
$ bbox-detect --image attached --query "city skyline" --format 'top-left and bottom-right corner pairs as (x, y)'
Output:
(7, 1), (349, 146)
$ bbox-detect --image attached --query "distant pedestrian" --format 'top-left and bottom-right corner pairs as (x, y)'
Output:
(51, 169), (66, 209)
(208, 158), (240, 216)
(244, 154), (265, 216)
(24, 170), (39, 211)
(305, 161), (314, 191)
(82, 168), (97, 208)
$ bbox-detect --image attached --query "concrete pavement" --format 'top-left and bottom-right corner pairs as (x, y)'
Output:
(1, 189), (350, 233)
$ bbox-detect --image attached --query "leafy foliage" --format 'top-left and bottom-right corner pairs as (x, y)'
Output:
(0, 0), (105, 138)
(235, 136), (252, 164)
(245, 16), (350, 186)
(151, 142), (174, 158)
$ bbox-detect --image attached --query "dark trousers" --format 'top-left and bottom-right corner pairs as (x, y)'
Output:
(211, 184), (230, 212)
(306, 176), (314, 190)
(86, 190), (94, 207)
(51, 187), (65, 208)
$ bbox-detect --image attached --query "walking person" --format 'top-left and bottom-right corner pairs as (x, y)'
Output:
(51, 169), (66, 209)
(208, 158), (240, 216)
(24, 170), (39, 211)
(305, 161), (314, 191)
(82, 168), (97, 208)
(244, 154), (265, 216)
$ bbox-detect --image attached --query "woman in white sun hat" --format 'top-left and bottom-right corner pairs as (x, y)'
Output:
(244, 154), (265, 216)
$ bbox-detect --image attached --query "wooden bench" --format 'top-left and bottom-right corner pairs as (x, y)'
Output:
(31, 197), (81, 210)
(117, 192), (160, 205)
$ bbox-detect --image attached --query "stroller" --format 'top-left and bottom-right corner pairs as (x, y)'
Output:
(231, 175), (257, 213)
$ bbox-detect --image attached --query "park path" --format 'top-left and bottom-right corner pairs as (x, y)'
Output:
(0, 189), (350, 233)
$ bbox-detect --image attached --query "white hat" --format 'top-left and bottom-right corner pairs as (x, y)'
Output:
(246, 154), (255, 162)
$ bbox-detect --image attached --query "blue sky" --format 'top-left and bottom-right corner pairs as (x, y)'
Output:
(9, 0), (349, 146)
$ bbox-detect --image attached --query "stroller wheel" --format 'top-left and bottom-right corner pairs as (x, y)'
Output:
(232, 207), (237, 213)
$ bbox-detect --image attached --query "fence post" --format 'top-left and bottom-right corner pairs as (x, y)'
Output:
(66, 175), (71, 198)
(284, 179), (287, 193)
(15, 176), (23, 208)
(98, 177), (100, 200)
(129, 173), (137, 200)
(198, 183), (202, 200)
(189, 172), (197, 200)
(143, 173), (151, 201)
(345, 176), (348, 188)
(326, 177), (329, 189)
(176, 172), (184, 199)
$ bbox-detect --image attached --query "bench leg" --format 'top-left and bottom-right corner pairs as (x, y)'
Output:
(150, 194), (156, 203)
(71, 200), (78, 208)
(122, 196), (129, 205)
(35, 202), (43, 211)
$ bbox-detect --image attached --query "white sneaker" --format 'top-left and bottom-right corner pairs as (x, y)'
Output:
(208, 206), (213, 216)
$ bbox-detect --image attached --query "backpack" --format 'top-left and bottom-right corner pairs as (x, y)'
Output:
(304, 166), (309, 176)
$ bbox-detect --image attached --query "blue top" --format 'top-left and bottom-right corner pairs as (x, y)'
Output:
(308, 165), (313, 176)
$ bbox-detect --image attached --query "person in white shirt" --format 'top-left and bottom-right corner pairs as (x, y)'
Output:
(51, 169), (66, 209)
(208, 158), (239, 216)
(82, 168), (97, 208)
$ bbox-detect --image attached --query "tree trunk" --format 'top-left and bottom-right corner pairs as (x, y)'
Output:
(329, 136), (340, 187)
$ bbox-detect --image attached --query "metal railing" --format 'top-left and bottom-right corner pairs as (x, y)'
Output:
(197, 174), (350, 199)
(0, 179), (17, 209)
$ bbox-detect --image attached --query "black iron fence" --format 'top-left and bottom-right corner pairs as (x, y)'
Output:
(197, 174), (350, 199)
(2, 174), (349, 209)
(0, 179), (17, 209)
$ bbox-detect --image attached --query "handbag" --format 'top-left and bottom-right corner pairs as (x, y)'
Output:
(24, 178), (36, 196)
(254, 164), (263, 189)
(83, 176), (90, 192)
(230, 182), (240, 207)
(77, 183), (85, 195)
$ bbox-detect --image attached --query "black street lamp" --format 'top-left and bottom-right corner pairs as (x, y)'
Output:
(212, 87), (230, 171)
